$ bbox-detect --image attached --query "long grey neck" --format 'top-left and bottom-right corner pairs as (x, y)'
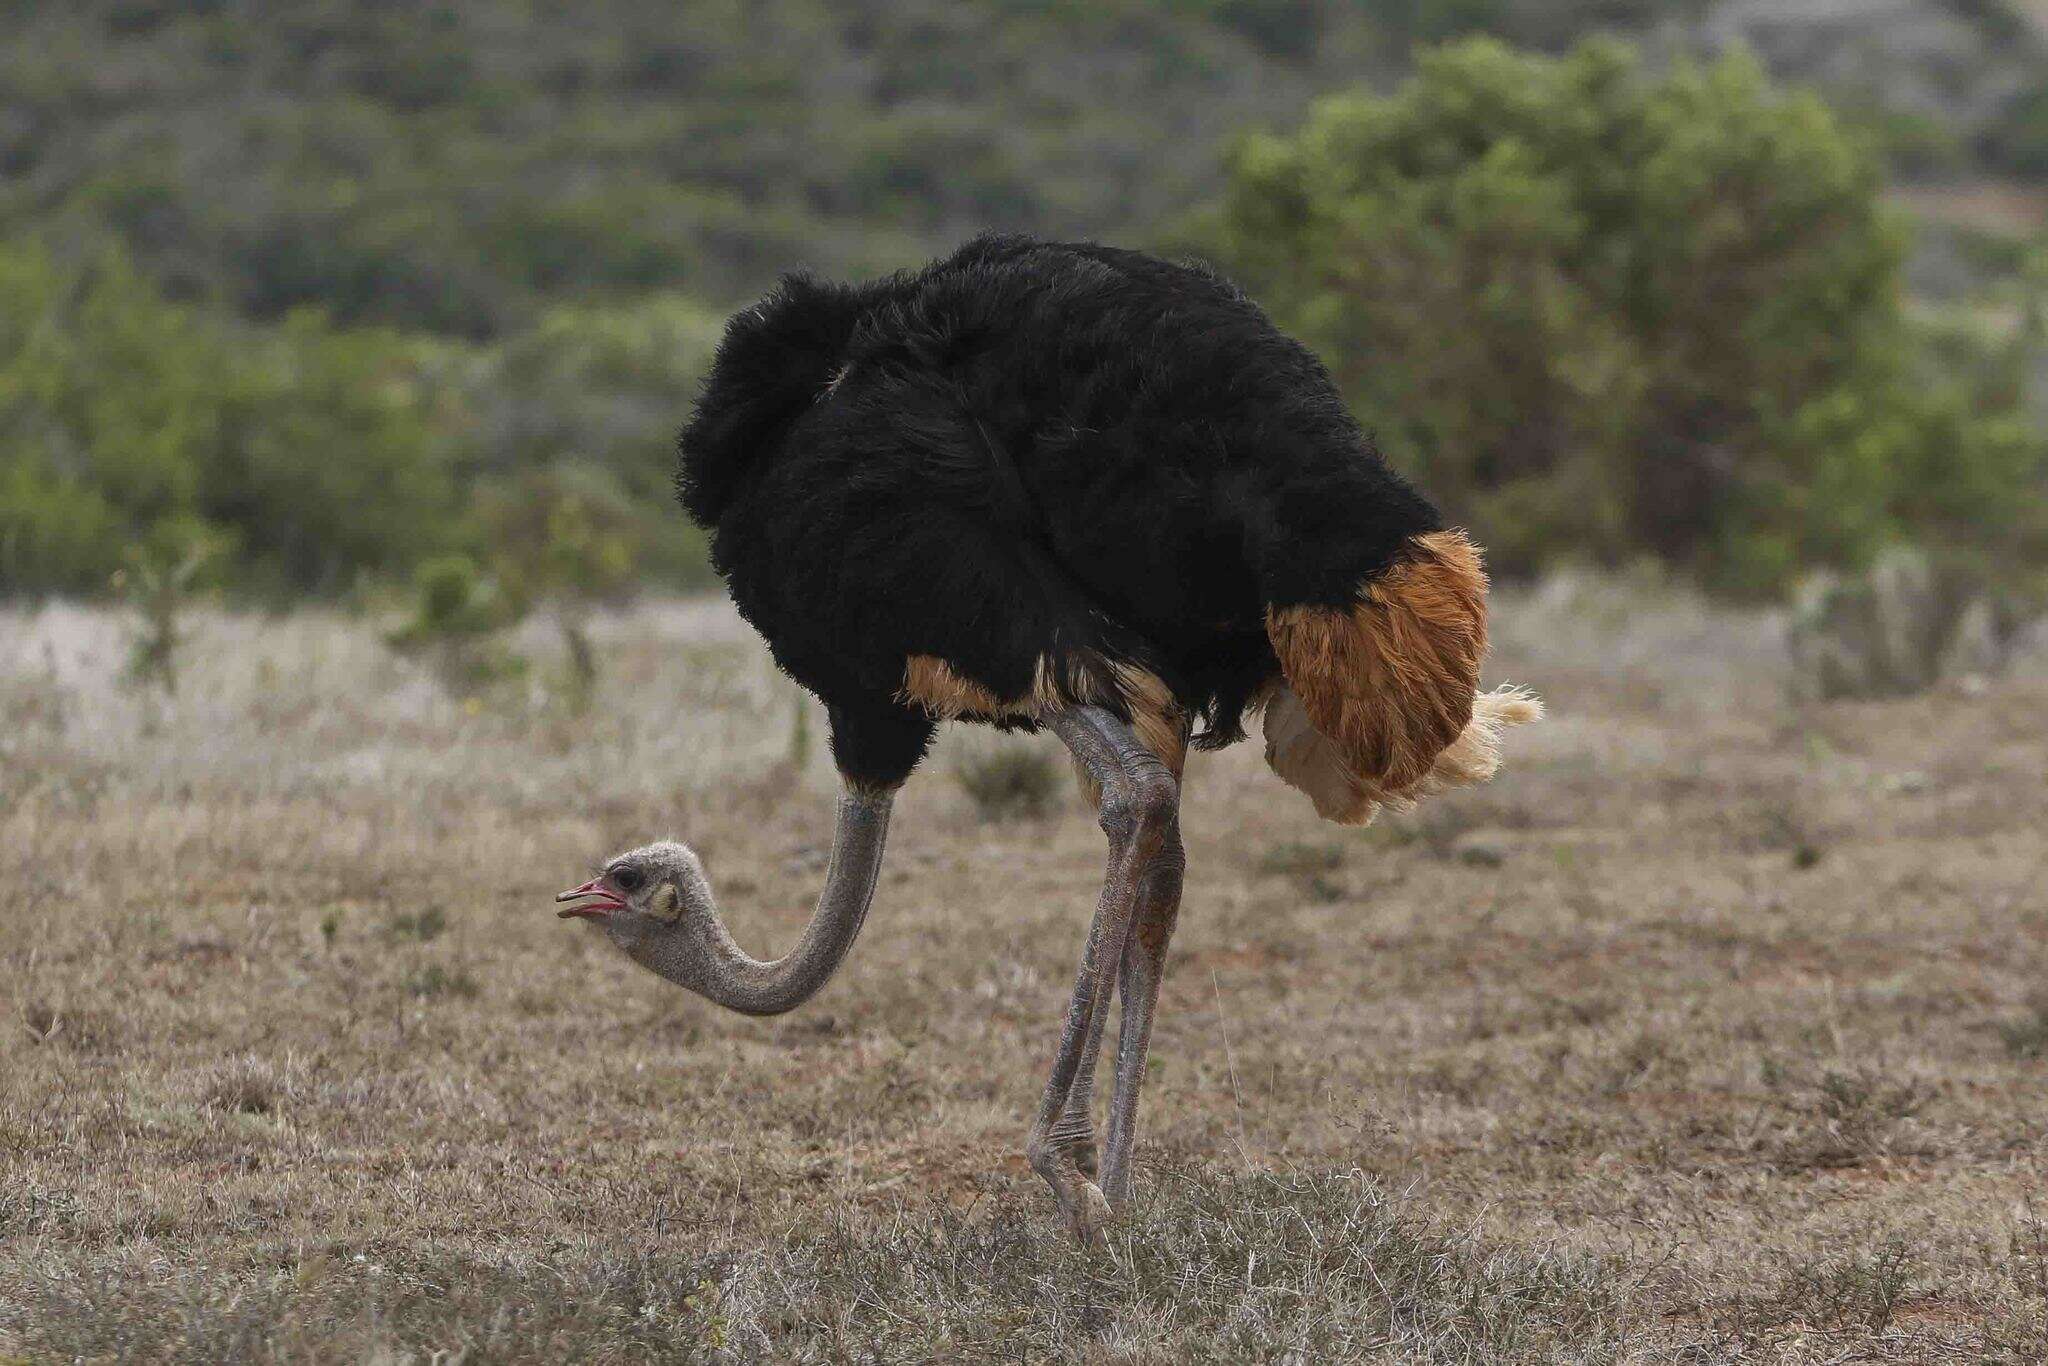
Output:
(644, 786), (893, 1016)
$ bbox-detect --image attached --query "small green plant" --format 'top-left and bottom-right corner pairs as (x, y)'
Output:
(20, 1001), (61, 1044)
(405, 964), (480, 1000)
(538, 489), (630, 714)
(1816, 1068), (1925, 1125)
(953, 742), (1063, 820)
(387, 906), (447, 942)
(1597, 1030), (1673, 1099)
(1254, 841), (1348, 901)
(478, 471), (641, 714)
(1378, 804), (1476, 860)
(385, 554), (528, 695)
(680, 1278), (732, 1350)
(559, 617), (599, 714)
(112, 528), (224, 695)
(1789, 543), (2030, 701)
(1805, 1067), (1931, 1165)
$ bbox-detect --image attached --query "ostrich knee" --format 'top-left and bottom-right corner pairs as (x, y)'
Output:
(1097, 760), (1179, 866)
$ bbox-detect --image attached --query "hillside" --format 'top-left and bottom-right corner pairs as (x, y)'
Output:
(4, 1), (2045, 337)
(0, 1), (1383, 335)
(4, 2), (2043, 601)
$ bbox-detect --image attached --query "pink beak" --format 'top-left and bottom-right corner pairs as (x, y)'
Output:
(555, 877), (624, 921)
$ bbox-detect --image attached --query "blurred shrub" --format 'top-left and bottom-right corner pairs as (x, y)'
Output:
(1982, 77), (2048, 178)
(478, 466), (643, 711)
(1201, 37), (2048, 595)
(1788, 544), (2018, 700)
(0, 240), (462, 597)
(7, 0), (2041, 356)
(0, 0), (1436, 339)
(0, 240), (721, 601)
(114, 521), (228, 695)
(1374, 0), (1512, 46)
(384, 553), (528, 694)
(953, 741), (1065, 821)
(465, 295), (725, 590)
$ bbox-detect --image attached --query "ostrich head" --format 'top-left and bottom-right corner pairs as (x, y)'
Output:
(553, 790), (893, 1017)
(556, 841), (707, 959)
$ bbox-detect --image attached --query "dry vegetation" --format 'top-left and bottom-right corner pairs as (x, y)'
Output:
(5, 580), (2048, 1361)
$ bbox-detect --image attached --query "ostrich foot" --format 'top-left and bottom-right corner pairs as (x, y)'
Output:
(1028, 1133), (1115, 1246)
(1062, 1177), (1116, 1247)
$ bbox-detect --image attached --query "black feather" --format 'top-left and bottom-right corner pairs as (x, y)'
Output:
(676, 234), (1444, 788)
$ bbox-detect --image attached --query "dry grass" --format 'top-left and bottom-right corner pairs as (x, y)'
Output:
(4, 577), (2048, 1361)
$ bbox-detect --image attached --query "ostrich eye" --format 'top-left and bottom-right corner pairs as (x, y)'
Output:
(612, 865), (646, 894)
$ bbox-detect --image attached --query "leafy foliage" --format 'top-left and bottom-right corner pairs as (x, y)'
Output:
(0, 1), (1446, 336)
(383, 553), (528, 694)
(113, 525), (226, 694)
(0, 240), (720, 599)
(460, 296), (725, 589)
(1202, 38), (2047, 593)
(0, 241), (460, 596)
(477, 467), (642, 710)
(8, 1), (2031, 346)
(3, 9), (2046, 603)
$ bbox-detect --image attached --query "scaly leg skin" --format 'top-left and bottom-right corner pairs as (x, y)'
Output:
(1031, 707), (1179, 1245)
(1098, 833), (1185, 1210)
(1101, 715), (1189, 1211)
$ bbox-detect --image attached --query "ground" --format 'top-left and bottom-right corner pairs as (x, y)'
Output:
(4, 579), (2048, 1363)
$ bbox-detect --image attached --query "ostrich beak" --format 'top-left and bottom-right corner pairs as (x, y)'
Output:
(556, 878), (624, 920)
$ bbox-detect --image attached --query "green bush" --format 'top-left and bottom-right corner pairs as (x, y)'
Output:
(478, 465), (644, 711)
(0, 241), (462, 597)
(1985, 79), (2048, 177)
(114, 522), (228, 695)
(466, 295), (725, 590)
(1200, 37), (2046, 594)
(0, 1), (1438, 338)
(953, 741), (1065, 821)
(0, 240), (722, 600)
(384, 553), (528, 695)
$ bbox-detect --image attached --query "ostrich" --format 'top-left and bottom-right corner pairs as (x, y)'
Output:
(555, 235), (1541, 1243)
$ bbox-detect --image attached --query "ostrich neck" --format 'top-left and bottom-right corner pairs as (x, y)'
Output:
(649, 787), (893, 1016)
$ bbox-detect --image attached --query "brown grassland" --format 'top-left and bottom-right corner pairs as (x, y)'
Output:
(4, 579), (2048, 1362)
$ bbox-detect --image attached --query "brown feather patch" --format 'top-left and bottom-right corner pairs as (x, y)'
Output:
(899, 653), (1186, 798)
(1106, 661), (1188, 779)
(1265, 529), (1492, 810)
(900, 655), (1025, 719)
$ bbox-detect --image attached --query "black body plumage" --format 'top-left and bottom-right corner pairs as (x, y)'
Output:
(677, 235), (1445, 789)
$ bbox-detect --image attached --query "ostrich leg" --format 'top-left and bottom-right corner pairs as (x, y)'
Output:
(1098, 810), (1185, 1209)
(1031, 706), (1180, 1244)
